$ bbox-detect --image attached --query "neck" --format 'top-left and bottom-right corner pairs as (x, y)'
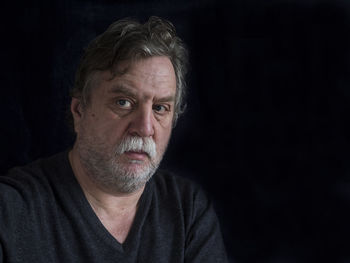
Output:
(68, 146), (144, 216)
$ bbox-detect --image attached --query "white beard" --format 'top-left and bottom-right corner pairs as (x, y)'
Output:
(77, 131), (161, 194)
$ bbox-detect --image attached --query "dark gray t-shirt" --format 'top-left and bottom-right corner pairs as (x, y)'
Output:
(0, 151), (228, 262)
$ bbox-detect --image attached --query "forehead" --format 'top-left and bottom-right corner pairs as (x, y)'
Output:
(94, 56), (176, 98)
(120, 56), (176, 79)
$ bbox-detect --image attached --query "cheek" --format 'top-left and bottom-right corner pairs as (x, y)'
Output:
(158, 113), (175, 127)
(156, 127), (172, 152)
(89, 110), (118, 130)
(80, 112), (121, 139)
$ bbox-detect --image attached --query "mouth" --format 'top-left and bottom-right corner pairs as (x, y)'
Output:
(124, 150), (149, 161)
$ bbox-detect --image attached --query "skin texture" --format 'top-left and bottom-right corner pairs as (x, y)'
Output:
(69, 56), (177, 243)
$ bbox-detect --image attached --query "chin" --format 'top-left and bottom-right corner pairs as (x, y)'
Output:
(109, 168), (154, 193)
(119, 165), (154, 180)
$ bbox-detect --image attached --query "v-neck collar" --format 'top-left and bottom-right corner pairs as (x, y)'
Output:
(62, 151), (154, 253)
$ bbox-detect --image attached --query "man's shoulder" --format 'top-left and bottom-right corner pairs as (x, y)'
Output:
(150, 169), (210, 209)
(0, 150), (71, 196)
(5, 151), (69, 178)
(7, 150), (69, 175)
(152, 169), (201, 193)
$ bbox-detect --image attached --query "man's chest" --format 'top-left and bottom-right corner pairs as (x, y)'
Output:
(96, 209), (137, 244)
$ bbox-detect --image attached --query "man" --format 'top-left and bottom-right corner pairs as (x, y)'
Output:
(0, 17), (228, 262)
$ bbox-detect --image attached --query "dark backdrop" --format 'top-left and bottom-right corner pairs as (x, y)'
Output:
(1, 0), (350, 262)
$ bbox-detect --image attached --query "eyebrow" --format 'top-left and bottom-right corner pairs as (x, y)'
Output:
(109, 84), (176, 103)
(156, 95), (175, 103)
(109, 85), (136, 97)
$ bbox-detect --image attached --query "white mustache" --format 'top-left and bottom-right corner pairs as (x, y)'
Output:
(115, 136), (157, 159)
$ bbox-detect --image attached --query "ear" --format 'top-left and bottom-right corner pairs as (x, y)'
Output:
(71, 97), (84, 133)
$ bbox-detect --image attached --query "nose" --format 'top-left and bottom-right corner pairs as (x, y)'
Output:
(128, 105), (155, 138)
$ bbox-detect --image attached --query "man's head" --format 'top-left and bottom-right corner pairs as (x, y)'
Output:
(71, 16), (188, 124)
(70, 17), (188, 194)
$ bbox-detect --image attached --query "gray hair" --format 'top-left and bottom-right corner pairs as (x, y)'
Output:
(71, 16), (189, 124)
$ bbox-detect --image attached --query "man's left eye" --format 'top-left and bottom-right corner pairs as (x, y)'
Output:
(153, 104), (167, 113)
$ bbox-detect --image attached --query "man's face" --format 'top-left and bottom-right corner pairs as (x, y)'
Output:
(72, 56), (176, 193)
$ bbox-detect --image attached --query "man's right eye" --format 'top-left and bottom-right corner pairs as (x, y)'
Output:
(116, 99), (132, 108)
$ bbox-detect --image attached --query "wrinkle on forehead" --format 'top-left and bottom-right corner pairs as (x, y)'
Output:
(92, 57), (176, 101)
(110, 56), (175, 82)
(109, 57), (176, 91)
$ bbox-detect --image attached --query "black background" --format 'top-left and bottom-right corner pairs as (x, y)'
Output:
(1, 0), (350, 262)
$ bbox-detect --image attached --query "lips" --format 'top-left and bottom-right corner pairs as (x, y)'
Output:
(124, 151), (148, 161)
